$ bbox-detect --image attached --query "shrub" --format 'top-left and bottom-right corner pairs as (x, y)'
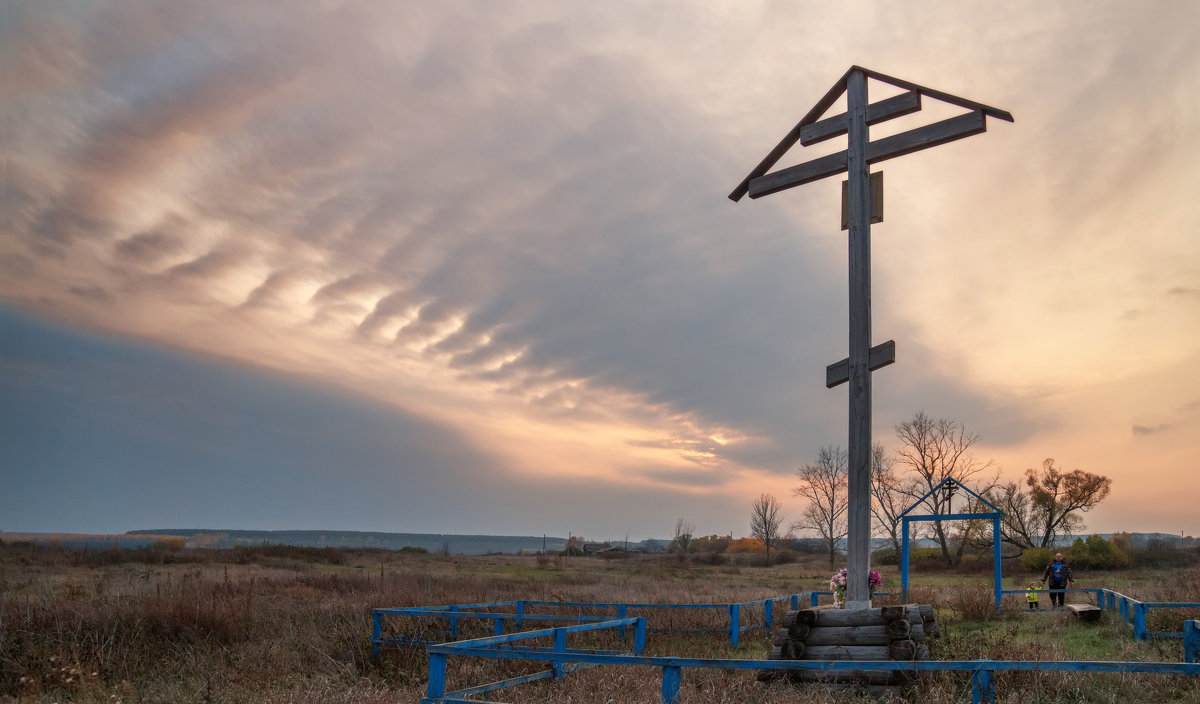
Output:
(1066, 535), (1129, 570)
(398, 546), (428, 555)
(943, 584), (997, 621)
(1020, 547), (1054, 573)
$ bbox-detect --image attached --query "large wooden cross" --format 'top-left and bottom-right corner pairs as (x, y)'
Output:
(731, 66), (1011, 608)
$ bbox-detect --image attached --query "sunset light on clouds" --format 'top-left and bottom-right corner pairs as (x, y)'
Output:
(3, 1), (1198, 540)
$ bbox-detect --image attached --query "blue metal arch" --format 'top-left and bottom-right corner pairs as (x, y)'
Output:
(899, 478), (1006, 609)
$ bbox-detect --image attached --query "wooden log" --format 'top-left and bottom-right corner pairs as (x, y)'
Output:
(793, 608), (820, 626)
(1066, 604), (1102, 622)
(789, 668), (899, 686)
(802, 645), (891, 661)
(923, 620), (941, 639)
(917, 604), (937, 622)
(885, 619), (911, 639)
(888, 639), (918, 661)
(787, 621), (811, 641)
(915, 643), (931, 661)
(804, 625), (893, 646)
(812, 606), (923, 627)
(773, 628), (791, 646)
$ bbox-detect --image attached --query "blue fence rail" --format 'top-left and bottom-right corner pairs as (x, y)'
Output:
(1093, 588), (1200, 640)
(371, 591), (904, 657)
(373, 592), (839, 656)
(992, 587), (1200, 641)
(420, 617), (1200, 704)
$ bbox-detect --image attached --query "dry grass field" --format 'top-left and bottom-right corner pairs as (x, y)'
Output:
(2, 543), (1197, 703)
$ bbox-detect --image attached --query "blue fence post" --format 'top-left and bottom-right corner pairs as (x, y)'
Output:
(427, 653), (447, 700)
(371, 611), (382, 660)
(618, 604), (628, 639)
(970, 666), (994, 704)
(1106, 591), (1115, 610)
(449, 605), (459, 640)
(1134, 602), (1147, 641)
(810, 592), (820, 608)
(1094, 589), (1103, 608)
(634, 617), (647, 655)
(517, 600), (525, 629)
(553, 627), (567, 679)
(661, 664), (681, 704)
(729, 604), (740, 648)
(1120, 596), (1129, 623)
(791, 593), (800, 610)
(901, 517), (911, 603)
(765, 599), (774, 631)
(493, 617), (504, 636)
(1184, 620), (1198, 664)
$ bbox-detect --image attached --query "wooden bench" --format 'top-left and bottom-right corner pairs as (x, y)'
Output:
(1066, 603), (1102, 622)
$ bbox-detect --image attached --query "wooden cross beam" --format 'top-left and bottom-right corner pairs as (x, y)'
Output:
(826, 340), (895, 389)
(730, 67), (1011, 609)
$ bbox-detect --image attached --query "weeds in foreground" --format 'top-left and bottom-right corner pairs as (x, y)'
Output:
(1, 546), (1197, 703)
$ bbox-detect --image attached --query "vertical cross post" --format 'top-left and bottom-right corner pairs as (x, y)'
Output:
(845, 68), (873, 609)
(730, 66), (1010, 611)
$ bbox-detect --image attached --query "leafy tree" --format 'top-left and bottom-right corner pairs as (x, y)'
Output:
(750, 493), (784, 566)
(992, 459), (1112, 550)
(692, 534), (731, 554)
(790, 446), (848, 569)
(894, 411), (995, 567)
(1067, 535), (1129, 570)
(670, 518), (695, 556)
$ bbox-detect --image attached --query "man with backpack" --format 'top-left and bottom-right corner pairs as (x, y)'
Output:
(1042, 552), (1074, 607)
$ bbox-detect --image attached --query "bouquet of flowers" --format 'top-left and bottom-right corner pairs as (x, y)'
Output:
(830, 568), (883, 608)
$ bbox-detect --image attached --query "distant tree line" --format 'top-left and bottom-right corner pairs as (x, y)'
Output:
(788, 411), (1116, 568)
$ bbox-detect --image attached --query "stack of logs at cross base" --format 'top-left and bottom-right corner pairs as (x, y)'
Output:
(761, 604), (940, 685)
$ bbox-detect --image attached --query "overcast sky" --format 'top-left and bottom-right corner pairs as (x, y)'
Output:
(3, 1), (1198, 541)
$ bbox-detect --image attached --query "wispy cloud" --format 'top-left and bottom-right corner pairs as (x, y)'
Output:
(2, 1), (1199, 536)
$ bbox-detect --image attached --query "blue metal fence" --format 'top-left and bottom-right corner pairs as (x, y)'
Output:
(1093, 588), (1200, 640)
(373, 593), (826, 657)
(421, 625), (1200, 704)
(377, 589), (1200, 703)
(371, 591), (905, 657)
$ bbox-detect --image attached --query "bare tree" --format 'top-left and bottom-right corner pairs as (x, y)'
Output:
(790, 446), (847, 569)
(670, 518), (695, 556)
(869, 442), (914, 555)
(992, 459), (1112, 550)
(894, 411), (995, 566)
(750, 493), (784, 566)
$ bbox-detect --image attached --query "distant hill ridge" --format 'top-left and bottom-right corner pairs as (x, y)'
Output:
(128, 529), (569, 555)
